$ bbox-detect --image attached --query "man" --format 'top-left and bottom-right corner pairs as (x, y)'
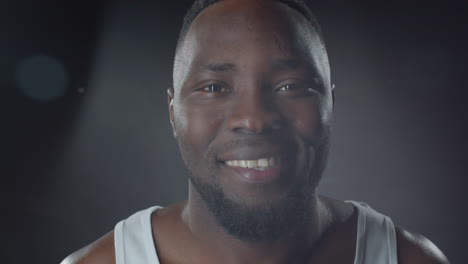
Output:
(62, 0), (450, 263)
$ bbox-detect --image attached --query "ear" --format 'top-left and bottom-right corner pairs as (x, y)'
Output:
(167, 88), (177, 138)
(331, 83), (336, 108)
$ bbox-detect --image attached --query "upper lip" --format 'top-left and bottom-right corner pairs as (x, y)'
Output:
(217, 146), (288, 162)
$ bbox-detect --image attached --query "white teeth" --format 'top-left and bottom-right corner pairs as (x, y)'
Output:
(247, 160), (257, 168)
(239, 160), (247, 167)
(258, 158), (268, 168)
(224, 157), (279, 168)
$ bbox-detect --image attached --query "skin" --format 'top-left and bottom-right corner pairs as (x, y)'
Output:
(62, 0), (450, 263)
(172, 0), (333, 248)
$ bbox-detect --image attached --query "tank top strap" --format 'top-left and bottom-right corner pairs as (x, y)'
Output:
(346, 201), (398, 264)
(114, 206), (162, 264)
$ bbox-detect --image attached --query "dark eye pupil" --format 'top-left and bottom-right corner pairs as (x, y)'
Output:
(283, 84), (294, 90)
(207, 85), (220, 92)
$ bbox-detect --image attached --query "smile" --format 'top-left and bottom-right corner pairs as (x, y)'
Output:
(224, 157), (279, 170)
(221, 156), (283, 183)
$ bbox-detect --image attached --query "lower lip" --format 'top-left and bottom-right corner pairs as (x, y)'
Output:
(222, 163), (282, 183)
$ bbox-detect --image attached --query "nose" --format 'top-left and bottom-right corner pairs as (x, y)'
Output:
(226, 89), (282, 135)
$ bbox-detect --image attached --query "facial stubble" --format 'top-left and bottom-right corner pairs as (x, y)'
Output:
(179, 139), (321, 243)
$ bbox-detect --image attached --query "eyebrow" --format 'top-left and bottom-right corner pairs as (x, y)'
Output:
(200, 58), (301, 73)
(202, 63), (236, 72)
(271, 58), (301, 71)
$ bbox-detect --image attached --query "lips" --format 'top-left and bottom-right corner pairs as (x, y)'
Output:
(219, 154), (287, 183)
(221, 162), (282, 183)
(215, 140), (294, 183)
(224, 157), (279, 169)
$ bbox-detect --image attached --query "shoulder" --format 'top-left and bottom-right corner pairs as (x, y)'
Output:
(60, 231), (115, 264)
(395, 226), (450, 264)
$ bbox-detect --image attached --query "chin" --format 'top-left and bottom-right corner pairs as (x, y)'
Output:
(189, 171), (316, 243)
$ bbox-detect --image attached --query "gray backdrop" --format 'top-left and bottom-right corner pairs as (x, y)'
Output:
(7, 1), (467, 263)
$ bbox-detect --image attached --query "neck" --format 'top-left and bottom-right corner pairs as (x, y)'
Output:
(182, 184), (333, 264)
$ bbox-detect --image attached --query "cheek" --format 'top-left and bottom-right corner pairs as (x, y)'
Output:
(281, 99), (330, 185)
(281, 100), (323, 141)
(174, 102), (224, 154)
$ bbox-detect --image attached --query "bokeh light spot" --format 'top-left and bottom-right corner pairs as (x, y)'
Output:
(15, 55), (69, 102)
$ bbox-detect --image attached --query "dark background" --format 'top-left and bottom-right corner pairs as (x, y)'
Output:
(5, 0), (467, 263)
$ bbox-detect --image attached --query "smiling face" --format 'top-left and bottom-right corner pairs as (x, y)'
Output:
(169, 0), (333, 242)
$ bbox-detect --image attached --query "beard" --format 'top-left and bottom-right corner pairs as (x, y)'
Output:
(178, 129), (330, 243)
(188, 170), (315, 243)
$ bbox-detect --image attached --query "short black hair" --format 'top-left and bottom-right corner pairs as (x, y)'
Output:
(175, 0), (326, 54)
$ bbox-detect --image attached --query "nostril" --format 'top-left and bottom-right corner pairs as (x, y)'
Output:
(228, 114), (283, 135)
(271, 121), (282, 131)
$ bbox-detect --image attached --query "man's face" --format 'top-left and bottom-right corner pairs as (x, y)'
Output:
(170, 0), (333, 241)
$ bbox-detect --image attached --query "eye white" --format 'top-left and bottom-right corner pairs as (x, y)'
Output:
(277, 84), (299, 91)
(203, 85), (226, 93)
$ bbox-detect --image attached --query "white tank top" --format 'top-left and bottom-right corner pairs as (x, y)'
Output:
(114, 201), (397, 264)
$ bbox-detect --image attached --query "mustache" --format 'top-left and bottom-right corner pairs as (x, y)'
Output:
(207, 137), (296, 160)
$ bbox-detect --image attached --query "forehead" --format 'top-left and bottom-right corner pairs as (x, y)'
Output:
(174, 0), (329, 89)
(194, 0), (302, 34)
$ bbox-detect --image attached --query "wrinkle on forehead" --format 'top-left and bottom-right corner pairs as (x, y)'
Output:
(173, 0), (330, 93)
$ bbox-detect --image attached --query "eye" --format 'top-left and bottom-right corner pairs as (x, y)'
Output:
(274, 83), (317, 95)
(201, 84), (229, 93)
(276, 84), (296, 92)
